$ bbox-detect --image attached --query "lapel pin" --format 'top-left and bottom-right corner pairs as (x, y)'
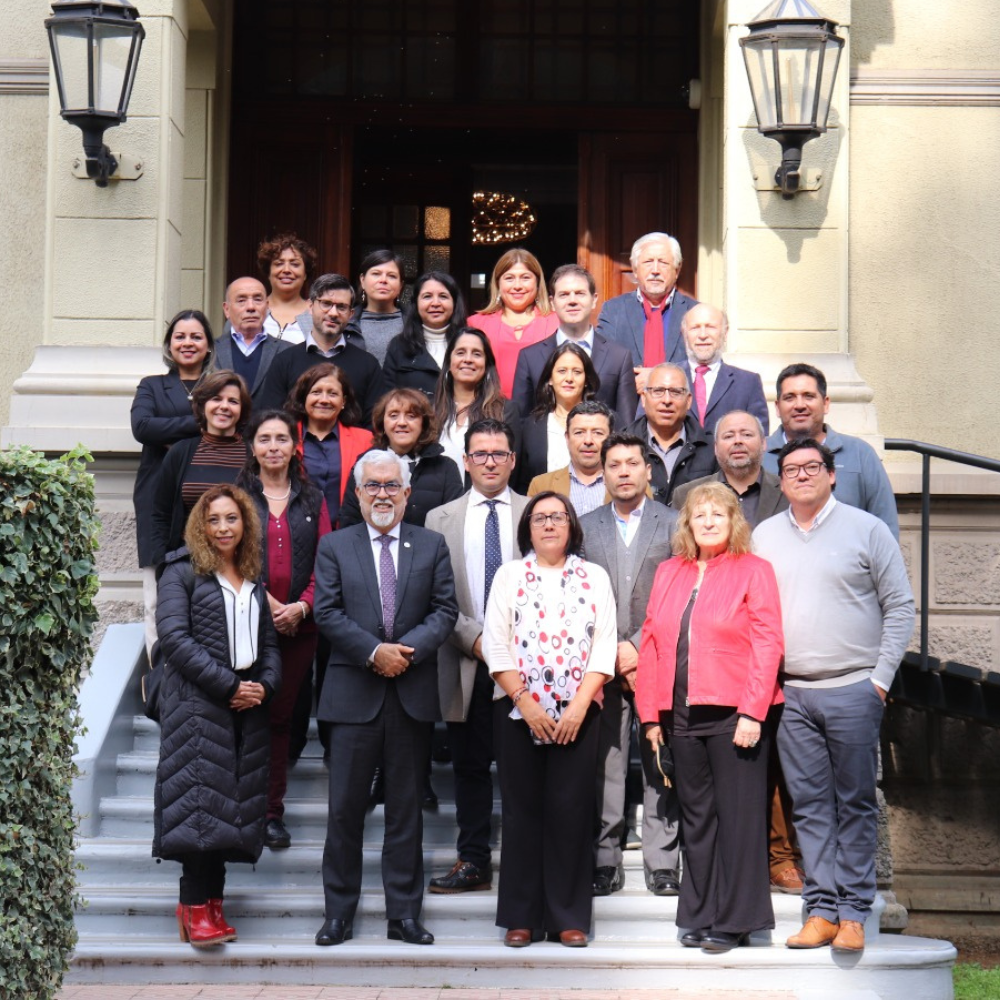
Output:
(404, 541), (411, 548)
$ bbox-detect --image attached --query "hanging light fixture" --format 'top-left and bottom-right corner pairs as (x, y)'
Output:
(45, 0), (145, 187)
(471, 192), (537, 246)
(740, 0), (844, 199)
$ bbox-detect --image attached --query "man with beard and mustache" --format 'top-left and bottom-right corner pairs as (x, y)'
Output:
(671, 410), (805, 895)
(312, 450), (458, 947)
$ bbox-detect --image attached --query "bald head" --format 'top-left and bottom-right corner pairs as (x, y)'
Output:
(223, 277), (268, 341)
(681, 303), (728, 366)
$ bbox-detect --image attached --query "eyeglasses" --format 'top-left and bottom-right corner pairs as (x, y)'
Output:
(644, 385), (689, 400)
(362, 481), (403, 497)
(467, 450), (511, 465)
(530, 511), (570, 527)
(314, 299), (352, 313)
(780, 461), (827, 480)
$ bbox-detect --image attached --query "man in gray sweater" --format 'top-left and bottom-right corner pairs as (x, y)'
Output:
(752, 439), (914, 955)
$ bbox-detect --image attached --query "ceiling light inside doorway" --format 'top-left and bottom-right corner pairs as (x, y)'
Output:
(472, 191), (537, 245)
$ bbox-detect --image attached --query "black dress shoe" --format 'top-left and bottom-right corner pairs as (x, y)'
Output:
(647, 868), (681, 896)
(701, 930), (750, 952)
(592, 864), (625, 896)
(315, 918), (352, 946)
(387, 918), (434, 945)
(263, 818), (291, 850)
(428, 860), (492, 893)
(680, 928), (710, 948)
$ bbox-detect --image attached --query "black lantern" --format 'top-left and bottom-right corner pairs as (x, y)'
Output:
(45, 0), (145, 187)
(740, 0), (844, 199)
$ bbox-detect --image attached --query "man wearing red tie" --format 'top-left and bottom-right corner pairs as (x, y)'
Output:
(596, 232), (698, 397)
(679, 304), (769, 437)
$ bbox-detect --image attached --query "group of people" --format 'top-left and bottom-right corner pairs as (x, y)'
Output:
(134, 229), (914, 958)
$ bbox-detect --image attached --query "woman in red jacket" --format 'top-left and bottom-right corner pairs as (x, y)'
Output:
(637, 481), (783, 953)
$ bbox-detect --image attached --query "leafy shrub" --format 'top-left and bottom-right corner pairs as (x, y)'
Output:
(0, 446), (99, 1000)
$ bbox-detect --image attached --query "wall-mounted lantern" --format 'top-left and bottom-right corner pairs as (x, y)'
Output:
(740, 0), (844, 199)
(45, 0), (145, 187)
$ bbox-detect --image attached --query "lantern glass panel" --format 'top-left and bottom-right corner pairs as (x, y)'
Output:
(773, 37), (821, 127)
(814, 37), (842, 127)
(53, 23), (92, 111)
(743, 40), (778, 130)
(93, 22), (133, 114)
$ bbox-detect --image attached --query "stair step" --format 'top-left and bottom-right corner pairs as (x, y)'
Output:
(64, 934), (957, 996)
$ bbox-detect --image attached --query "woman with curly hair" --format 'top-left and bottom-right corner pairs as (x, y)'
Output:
(153, 483), (281, 948)
(257, 232), (319, 344)
(432, 328), (521, 472)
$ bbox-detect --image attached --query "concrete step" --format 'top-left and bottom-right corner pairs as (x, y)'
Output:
(97, 795), (494, 845)
(64, 933), (958, 996)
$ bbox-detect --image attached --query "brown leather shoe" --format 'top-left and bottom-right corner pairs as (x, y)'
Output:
(504, 928), (532, 948)
(786, 915), (839, 949)
(832, 920), (865, 952)
(558, 929), (588, 948)
(770, 866), (805, 894)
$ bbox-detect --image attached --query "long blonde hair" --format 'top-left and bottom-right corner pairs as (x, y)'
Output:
(185, 484), (262, 580)
(672, 481), (752, 561)
(477, 248), (551, 316)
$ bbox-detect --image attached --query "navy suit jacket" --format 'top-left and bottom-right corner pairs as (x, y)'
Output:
(313, 522), (458, 725)
(511, 331), (639, 426)
(682, 360), (770, 436)
(596, 289), (698, 369)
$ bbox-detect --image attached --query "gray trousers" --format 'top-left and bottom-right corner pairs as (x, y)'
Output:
(594, 681), (680, 872)
(777, 679), (885, 923)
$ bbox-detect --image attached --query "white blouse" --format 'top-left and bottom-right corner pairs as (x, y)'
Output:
(215, 575), (261, 671)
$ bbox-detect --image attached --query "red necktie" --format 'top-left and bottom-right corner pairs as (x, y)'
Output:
(641, 297), (666, 367)
(694, 364), (710, 425)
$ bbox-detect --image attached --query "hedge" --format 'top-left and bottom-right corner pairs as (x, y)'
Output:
(0, 446), (99, 1000)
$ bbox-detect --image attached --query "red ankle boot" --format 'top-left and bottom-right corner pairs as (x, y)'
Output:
(207, 898), (237, 941)
(175, 902), (230, 947)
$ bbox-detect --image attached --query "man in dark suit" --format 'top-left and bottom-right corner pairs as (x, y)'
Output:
(512, 264), (638, 426)
(424, 418), (530, 894)
(259, 273), (386, 424)
(628, 364), (717, 506)
(595, 232), (698, 397)
(312, 449), (458, 947)
(670, 409), (804, 896)
(213, 277), (292, 402)
(580, 433), (681, 898)
(679, 303), (770, 436)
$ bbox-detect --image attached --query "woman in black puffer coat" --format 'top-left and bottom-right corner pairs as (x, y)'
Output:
(153, 483), (281, 949)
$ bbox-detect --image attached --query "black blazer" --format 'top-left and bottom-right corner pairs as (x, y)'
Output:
(130, 373), (199, 566)
(596, 289), (698, 369)
(511, 331), (639, 427)
(313, 522), (458, 724)
(681, 360), (770, 436)
(382, 335), (442, 401)
(628, 413), (718, 507)
(213, 334), (292, 401)
(515, 411), (560, 494)
(671, 468), (788, 528)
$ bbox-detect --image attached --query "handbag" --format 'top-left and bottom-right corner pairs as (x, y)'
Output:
(655, 740), (675, 788)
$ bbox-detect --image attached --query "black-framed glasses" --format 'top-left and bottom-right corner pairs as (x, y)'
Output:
(362, 481), (403, 497)
(467, 450), (511, 465)
(530, 511), (570, 527)
(314, 298), (352, 313)
(780, 461), (826, 480)
(644, 385), (689, 400)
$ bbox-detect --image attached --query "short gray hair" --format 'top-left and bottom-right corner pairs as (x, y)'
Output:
(354, 449), (412, 490)
(629, 232), (683, 271)
(647, 362), (691, 392)
(715, 409), (765, 439)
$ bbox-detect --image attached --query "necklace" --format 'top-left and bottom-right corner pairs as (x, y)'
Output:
(262, 485), (291, 501)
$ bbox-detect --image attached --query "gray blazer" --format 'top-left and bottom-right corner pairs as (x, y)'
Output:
(425, 489), (530, 722)
(671, 468), (788, 528)
(212, 333), (293, 400)
(579, 500), (678, 649)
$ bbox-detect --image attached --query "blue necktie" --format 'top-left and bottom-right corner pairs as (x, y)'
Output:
(379, 535), (396, 641)
(484, 500), (502, 614)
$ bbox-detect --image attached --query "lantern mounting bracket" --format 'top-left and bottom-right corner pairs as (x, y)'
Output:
(71, 149), (142, 182)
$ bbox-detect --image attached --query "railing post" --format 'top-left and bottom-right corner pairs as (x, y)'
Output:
(920, 452), (931, 673)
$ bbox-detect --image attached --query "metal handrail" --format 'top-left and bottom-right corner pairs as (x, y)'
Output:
(884, 438), (1000, 673)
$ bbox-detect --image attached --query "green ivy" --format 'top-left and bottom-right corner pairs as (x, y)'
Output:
(0, 446), (99, 1000)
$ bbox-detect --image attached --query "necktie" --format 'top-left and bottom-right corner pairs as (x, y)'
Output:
(379, 534), (396, 641)
(694, 364), (710, 426)
(641, 298), (666, 367)
(484, 500), (502, 613)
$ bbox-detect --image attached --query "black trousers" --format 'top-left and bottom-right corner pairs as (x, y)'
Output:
(179, 851), (227, 905)
(670, 722), (774, 934)
(321, 684), (430, 922)
(445, 660), (496, 869)
(495, 700), (600, 934)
